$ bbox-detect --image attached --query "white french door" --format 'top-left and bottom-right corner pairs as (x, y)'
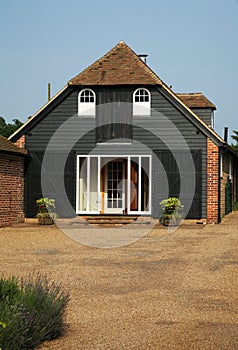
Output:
(76, 155), (151, 215)
(104, 160), (125, 214)
(127, 156), (151, 215)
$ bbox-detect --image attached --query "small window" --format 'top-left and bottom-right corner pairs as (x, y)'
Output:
(78, 89), (96, 116)
(133, 88), (151, 116)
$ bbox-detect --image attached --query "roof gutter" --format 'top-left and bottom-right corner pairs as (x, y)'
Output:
(0, 149), (28, 157)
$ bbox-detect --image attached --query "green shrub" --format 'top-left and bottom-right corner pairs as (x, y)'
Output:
(0, 273), (70, 350)
(36, 198), (55, 214)
(232, 202), (238, 211)
(159, 197), (184, 226)
(160, 197), (183, 215)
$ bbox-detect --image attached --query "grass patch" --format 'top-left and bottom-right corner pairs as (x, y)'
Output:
(0, 273), (70, 350)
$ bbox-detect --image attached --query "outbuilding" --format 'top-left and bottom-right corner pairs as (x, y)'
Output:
(0, 135), (27, 227)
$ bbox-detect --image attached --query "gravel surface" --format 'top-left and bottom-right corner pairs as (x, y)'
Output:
(0, 213), (238, 349)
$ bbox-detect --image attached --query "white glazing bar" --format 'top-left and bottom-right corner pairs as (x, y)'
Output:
(98, 156), (101, 211)
(76, 156), (79, 213)
(149, 155), (152, 212)
(87, 157), (90, 212)
(127, 157), (131, 212)
(220, 153), (223, 178)
(138, 156), (141, 212)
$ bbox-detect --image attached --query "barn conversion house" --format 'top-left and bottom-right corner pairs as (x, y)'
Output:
(9, 41), (238, 224)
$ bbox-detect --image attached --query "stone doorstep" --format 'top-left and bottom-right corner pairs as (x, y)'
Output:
(24, 217), (207, 228)
(85, 215), (139, 226)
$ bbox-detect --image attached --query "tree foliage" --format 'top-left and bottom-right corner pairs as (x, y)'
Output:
(0, 117), (23, 138)
(231, 130), (238, 152)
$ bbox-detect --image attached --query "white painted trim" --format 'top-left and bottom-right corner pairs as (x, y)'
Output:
(229, 155), (232, 180)
(86, 157), (90, 211)
(96, 142), (132, 145)
(76, 154), (152, 215)
(127, 157), (131, 214)
(9, 85), (68, 141)
(162, 84), (225, 144)
(220, 153), (223, 178)
(103, 160), (125, 214)
(128, 155), (152, 215)
(138, 156), (142, 212)
(211, 111), (214, 129)
(133, 88), (151, 116)
(76, 155), (80, 213)
(98, 156), (101, 211)
(78, 88), (96, 116)
(149, 155), (152, 212)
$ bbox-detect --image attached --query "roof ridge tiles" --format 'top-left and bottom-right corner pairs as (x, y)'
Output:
(68, 41), (163, 86)
(176, 92), (216, 109)
(177, 92), (203, 95)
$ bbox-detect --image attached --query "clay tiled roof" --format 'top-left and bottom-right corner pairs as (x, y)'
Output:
(0, 135), (27, 155)
(68, 41), (162, 86)
(177, 92), (216, 110)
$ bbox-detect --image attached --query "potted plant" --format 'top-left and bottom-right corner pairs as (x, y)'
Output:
(159, 197), (184, 226)
(36, 198), (56, 225)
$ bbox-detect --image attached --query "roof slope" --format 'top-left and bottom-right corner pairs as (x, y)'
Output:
(177, 92), (216, 110)
(0, 135), (27, 155)
(68, 41), (162, 86)
(9, 40), (225, 147)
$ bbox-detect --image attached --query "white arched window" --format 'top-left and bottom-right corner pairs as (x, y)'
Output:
(133, 88), (151, 116)
(78, 89), (96, 116)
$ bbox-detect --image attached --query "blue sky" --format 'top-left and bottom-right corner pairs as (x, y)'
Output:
(1, 0), (238, 141)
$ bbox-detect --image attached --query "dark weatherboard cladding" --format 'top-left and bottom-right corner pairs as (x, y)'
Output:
(23, 84), (207, 219)
(10, 41), (226, 221)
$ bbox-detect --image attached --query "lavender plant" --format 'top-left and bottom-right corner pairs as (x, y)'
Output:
(0, 274), (70, 350)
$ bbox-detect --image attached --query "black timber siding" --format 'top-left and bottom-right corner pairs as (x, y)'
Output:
(154, 150), (202, 219)
(191, 108), (213, 127)
(96, 86), (133, 142)
(24, 86), (207, 219)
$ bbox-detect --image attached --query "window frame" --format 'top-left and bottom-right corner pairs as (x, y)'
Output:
(133, 88), (151, 116)
(78, 89), (96, 116)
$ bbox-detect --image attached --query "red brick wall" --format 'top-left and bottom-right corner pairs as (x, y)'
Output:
(14, 135), (25, 149)
(207, 138), (219, 224)
(0, 153), (25, 227)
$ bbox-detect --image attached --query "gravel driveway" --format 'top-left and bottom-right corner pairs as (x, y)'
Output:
(0, 213), (238, 349)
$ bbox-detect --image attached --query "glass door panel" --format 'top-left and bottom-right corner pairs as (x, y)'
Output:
(128, 156), (151, 214)
(105, 160), (125, 213)
(89, 157), (98, 211)
(141, 157), (150, 211)
(78, 157), (87, 211)
(130, 157), (139, 211)
(77, 156), (99, 213)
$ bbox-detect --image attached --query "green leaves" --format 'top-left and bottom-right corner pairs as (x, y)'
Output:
(160, 197), (183, 214)
(36, 198), (56, 214)
(0, 117), (23, 138)
(0, 274), (69, 350)
(231, 130), (238, 152)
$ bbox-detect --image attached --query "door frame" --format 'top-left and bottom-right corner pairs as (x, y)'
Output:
(76, 155), (151, 215)
(103, 159), (126, 214)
